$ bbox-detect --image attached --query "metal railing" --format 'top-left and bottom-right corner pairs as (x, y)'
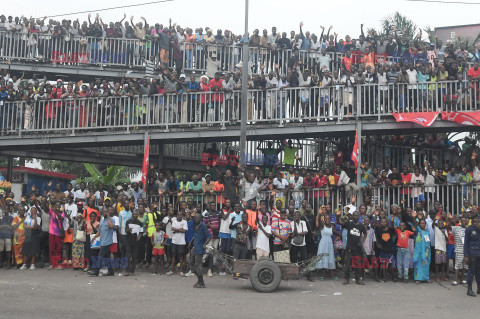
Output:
(0, 31), (345, 73)
(0, 80), (478, 136)
(147, 182), (480, 216)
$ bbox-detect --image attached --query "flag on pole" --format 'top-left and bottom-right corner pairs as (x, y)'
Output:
(351, 132), (359, 168)
(141, 137), (150, 189)
(392, 112), (439, 127)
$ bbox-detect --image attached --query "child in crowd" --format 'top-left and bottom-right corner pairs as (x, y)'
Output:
(151, 222), (168, 275)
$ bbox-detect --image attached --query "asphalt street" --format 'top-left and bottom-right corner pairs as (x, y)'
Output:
(0, 268), (478, 319)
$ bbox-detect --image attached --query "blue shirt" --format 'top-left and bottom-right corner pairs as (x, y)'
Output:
(464, 225), (480, 257)
(119, 209), (132, 235)
(99, 217), (115, 247)
(185, 219), (195, 243)
(229, 212), (243, 238)
(193, 222), (212, 255)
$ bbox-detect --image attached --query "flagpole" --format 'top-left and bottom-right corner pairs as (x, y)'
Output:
(142, 132), (150, 192)
(356, 123), (362, 205)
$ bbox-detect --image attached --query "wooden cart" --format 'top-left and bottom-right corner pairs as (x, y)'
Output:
(232, 259), (301, 293)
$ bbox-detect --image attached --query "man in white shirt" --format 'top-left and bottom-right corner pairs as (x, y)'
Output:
(406, 64), (418, 110)
(206, 52), (221, 78)
(74, 182), (89, 202)
(168, 211), (188, 276)
(265, 72), (278, 119)
(273, 172), (289, 202)
(298, 71), (311, 118)
(256, 214), (272, 258)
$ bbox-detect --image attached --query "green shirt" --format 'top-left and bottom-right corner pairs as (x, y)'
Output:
(283, 146), (298, 165)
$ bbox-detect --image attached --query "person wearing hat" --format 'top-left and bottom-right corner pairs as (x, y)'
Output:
(205, 28), (216, 57)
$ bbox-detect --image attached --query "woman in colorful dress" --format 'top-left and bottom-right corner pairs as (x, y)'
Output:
(12, 206), (26, 267)
(21, 206), (41, 270)
(413, 219), (431, 284)
(72, 214), (86, 270)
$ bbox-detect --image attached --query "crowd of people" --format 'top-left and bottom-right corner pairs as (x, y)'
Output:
(1, 136), (480, 295)
(1, 56), (480, 133)
(1, 13), (480, 73)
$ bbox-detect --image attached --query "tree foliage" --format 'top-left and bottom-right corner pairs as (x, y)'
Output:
(39, 160), (89, 178)
(381, 12), (418, 40)
(81, 164), (131, 186)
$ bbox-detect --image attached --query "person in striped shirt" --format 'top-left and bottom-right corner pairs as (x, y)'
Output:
(451, 216), (468, 286)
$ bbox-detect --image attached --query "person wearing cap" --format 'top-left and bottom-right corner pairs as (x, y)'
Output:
(205, 28), (216, 57)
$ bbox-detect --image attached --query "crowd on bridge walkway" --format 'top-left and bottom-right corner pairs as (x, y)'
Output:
(1, 58), (480, 133)
(1, 135), (480, 295)
(1, 13), (480, 73)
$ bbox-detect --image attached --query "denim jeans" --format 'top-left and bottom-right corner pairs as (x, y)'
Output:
(92, 245), (114, 275)
(397, 247), (410, 279)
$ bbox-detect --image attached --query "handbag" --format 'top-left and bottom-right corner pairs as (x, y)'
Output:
(55, 215), (65, 238)
(90, 233), (100, 249)
(75, 229), (86, 243)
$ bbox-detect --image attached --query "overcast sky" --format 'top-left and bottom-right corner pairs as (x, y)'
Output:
(2, 0), (479, 40)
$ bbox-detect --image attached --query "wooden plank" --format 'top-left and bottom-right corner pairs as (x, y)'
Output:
(233, 259), (299, 278)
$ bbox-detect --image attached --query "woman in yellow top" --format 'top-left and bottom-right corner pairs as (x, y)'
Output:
(12, 206), (27, 266)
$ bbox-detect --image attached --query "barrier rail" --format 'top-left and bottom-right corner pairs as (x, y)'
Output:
(0, 80), (478, 136)
(147, 183), (480, 216)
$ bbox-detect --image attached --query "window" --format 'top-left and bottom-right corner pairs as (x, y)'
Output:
(451, 31), (456, 39)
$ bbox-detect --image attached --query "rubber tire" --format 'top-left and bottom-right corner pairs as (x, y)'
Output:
(249, 259), (282, 293)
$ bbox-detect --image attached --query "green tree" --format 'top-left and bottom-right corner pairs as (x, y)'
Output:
(381, 12), (418, 40)
(39, 160), (89, 178)
(82, 164), (130, 186)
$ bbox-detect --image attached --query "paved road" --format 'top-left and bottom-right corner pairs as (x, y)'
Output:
(0, 268), (478, 319)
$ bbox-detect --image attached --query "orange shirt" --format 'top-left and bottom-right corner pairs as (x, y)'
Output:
(361, 52), (375, 69)
(246, 209), (258, 231)
(468, 67), (480, 78)
(214, 181), (225, 204)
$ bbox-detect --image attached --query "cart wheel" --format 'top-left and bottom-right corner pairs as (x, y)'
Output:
(249, 259), (282, 293)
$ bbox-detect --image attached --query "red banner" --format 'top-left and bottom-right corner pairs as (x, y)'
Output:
(351, 132), (359, 168)
(141, 138), (150, 189)
(442, 111), (480, 126)
(392, 112), (439, 127)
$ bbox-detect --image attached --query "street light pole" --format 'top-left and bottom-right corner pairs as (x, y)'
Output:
(239, 0), (249, 165)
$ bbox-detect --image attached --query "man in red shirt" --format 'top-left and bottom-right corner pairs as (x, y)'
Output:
(468, 62), (480, 98)
(209, 72), (223, 122)
(400, 166), (412, 196)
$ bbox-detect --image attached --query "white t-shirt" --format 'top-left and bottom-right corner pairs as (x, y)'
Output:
(290, 220), (307, 246)
(111, 216), (119, 244)
(171, 219), (188, 245)
(94, 190), (108, 199)
(219, 214), (232, 235)
(162, 216), (174, 239)
(64, 203), (78, 219)
(74, 189), (89, 201)
(257, 223), (272, 252)
(406, 69), (418, 89)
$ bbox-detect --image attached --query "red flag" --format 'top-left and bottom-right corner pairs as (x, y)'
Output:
(141, 138), (150, 189)
(442, 111), (480, 126)
(351, 132), (359, 168)
(392, 112), (439, 127)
